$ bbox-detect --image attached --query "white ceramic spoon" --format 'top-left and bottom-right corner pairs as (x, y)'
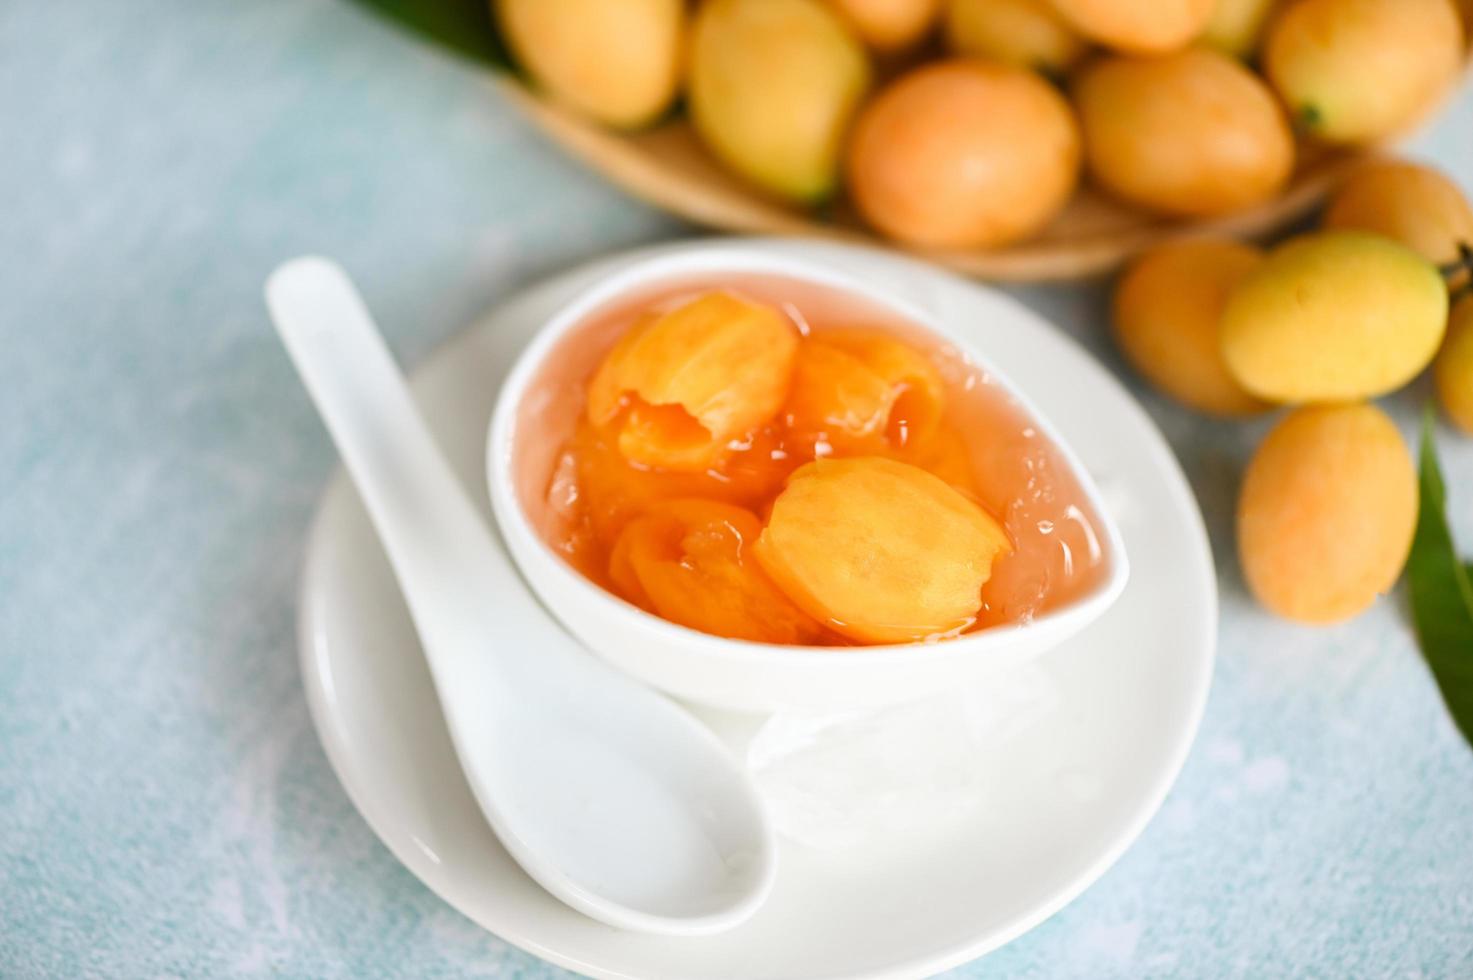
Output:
(266, 257), (776, 936)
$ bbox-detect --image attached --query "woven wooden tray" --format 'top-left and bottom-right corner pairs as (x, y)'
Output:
(498, 66), (1468, 282)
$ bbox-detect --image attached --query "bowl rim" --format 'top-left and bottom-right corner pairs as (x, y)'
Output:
(486, 244), (1129, 667)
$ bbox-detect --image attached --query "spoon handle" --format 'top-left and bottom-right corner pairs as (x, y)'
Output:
(266, 257), (522, 687)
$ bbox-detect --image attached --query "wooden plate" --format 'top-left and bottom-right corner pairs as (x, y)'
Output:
(498, 71), (1466, 283)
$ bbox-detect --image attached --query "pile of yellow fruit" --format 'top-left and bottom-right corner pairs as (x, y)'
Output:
(495, 0), (1468, 250)
(1112, 160), (1473, 624)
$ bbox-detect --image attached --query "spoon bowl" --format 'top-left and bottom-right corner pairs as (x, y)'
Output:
(266, 257), (776, 935)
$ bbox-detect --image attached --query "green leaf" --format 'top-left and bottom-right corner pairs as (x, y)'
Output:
(347, 0), (511, 70)
(1407, 408), (1473, 750)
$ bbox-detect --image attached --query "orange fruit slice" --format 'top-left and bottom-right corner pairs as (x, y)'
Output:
(586, 291), (799, 471)
(609, 498), (826, 644)
(753, 457), (1011, 643)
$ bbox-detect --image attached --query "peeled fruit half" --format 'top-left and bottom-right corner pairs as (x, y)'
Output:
(1237, 403), (1417, 623)
(1264, 0), (1463, 144)
(942, 0), (1087, 74)
(1323, 161), (1473, 268)
(823, 330), (945, 446)
(825, 0), (942, 50)
(495, 0), (682, 129)
(610, 499), (826, 644)
(899, 424), (979, 496)
(1220, 231), (1448, 403)
(1112, 239), (1269, 417)
(568, 419), (794, 544)
(1436, 295), (1473, 435)
(1048, 0), (1215, 52)
(753, 457), (1012, 643)
(1074, 49), (1294, 217)
(587, 291), (799, 470)
(846, 60), (1080, 249)
(783, 342), (898, 454)
(784, 329), (945, 454)
(690, 0), (871, 202)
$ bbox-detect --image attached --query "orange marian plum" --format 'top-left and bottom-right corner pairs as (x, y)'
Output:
(609, 499), (827, 644)
(1049, 0), (1215, 53)
(754, 457), (1012, 643)
(1237, 404), (1416, 622)
(1323, 161), (1473, 268)
(587, 291), (800, 471)
(1073, 48), (1294, 217)
(825, 0), (943, 51)
(1263, 0), (1462, 145)
(495, 0), (682, 129)
(1112, 238), (1270, 417)
(1435, 294), (1473, 436)
(846, 60), (1080, 249)
(1200, 0), (1279, 57)
(943, 0), (1087, 75)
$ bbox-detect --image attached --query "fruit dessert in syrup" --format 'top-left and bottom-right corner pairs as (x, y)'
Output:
(525, 276), (1111, 646)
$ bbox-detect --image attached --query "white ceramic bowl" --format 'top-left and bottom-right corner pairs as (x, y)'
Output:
(487, 247), (1128, 713)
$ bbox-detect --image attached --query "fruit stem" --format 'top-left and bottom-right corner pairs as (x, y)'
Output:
(1435, 243), (1469, 276)
(1293, 104), (1323, 138)
(1439, 242), (1473, 295)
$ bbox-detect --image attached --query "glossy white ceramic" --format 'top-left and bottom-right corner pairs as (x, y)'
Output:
(267, 258), (776, 935)
(296, 240), (1217, 979)
(487, 246), (1130, 713)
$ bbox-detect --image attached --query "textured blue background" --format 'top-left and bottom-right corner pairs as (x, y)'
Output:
(3, 1), (1472, 976)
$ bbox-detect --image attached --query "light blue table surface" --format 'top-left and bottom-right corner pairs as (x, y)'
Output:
(4, 1), (1472, 976)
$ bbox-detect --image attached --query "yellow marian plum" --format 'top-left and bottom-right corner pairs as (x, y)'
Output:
(609, 499), (827, 644)
(1074, 49), (1293, 217)
(846, 60), (1080, 249)
(1323, 161), (1473, 270)
(1048, 0), (1216, 52)
(1264, 0), (1463, 144)
(1237, 404), (1416, 623)
(1112, 239), (1270, 417)
(1220, 231), (1448, 403)
(825, 0), (942, 50)
(1436, 295), (1473, 435)
(689, 0), (871, 202)
(942, 0), (1088, 74)
(495, 0), (682, 129)
(753, 457), (1012, 643)
(586, 291), (799, 471)
(1200, 0), (1279, 56)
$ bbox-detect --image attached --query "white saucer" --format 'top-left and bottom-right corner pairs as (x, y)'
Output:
(297, 240), (1216, 979)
